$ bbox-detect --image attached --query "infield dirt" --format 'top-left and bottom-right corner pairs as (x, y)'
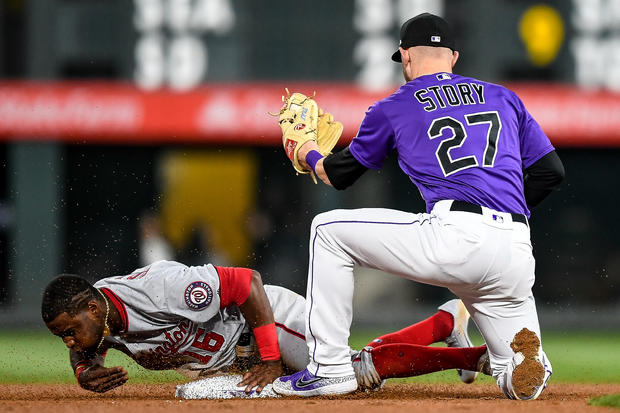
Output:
(2, 383), (619, 413)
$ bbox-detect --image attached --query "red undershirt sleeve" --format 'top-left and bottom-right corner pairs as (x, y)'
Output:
(215, 266), (253, 308)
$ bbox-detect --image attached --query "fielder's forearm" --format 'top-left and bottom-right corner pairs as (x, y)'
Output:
(298, 141), (333, 187)
(323, 146), (369, 189)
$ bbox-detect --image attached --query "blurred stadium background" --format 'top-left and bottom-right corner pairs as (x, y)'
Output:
(0, 0), (619, 335)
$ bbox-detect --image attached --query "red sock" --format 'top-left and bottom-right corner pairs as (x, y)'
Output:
(366, 310), (454, 348)
(371, 343), (487, 379)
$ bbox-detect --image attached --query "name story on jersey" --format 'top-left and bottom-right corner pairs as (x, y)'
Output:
(414, 78), (485, 112)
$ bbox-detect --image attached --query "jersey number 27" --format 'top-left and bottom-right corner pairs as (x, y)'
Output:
(428, 111), (502, 176)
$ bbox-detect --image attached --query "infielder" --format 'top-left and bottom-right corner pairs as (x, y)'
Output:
(273, 13), (564, 400)
(42, 260), (487, 395)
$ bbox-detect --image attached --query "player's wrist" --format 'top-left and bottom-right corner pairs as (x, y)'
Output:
(74, 361), (90, 381)
(252, 323), (281, 361)
(305, 150), (323, 175)
(298, 141), (320, 168)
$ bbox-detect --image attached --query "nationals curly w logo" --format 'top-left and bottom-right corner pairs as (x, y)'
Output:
(184, 281), (213, 310)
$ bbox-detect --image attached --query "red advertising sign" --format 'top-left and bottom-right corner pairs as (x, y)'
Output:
(0, 81), (619, 146)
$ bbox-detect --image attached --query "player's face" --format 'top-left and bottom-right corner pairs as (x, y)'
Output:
(46, 302), (104, 355)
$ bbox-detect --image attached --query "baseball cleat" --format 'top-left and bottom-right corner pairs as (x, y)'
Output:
(351, 346), (385, 391)
(438, 299), (478, 383)
(476, 350), (492, 376)
(271, 368), (357, 397)
(508, 328), (552, 400)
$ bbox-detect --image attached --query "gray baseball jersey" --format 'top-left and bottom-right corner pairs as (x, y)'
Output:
(94, 260), (245, 373)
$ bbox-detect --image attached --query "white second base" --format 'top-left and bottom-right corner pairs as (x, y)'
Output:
(175, 374), (281, 399)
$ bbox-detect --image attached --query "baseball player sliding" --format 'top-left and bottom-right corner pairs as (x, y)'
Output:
(42, 260), (487, 396)
(273, 13), (564, 400)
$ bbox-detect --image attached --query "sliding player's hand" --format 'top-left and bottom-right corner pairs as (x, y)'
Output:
(78, 365), (129, 393)
(238, 360), (283, 393)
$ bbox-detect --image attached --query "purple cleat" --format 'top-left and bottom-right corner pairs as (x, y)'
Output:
(271, 368), (357, 397)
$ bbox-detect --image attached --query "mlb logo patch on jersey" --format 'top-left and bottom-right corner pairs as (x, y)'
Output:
(436, 73), (451, 81)
(185, 281), (213, 310)
(431, 35), (441, 42)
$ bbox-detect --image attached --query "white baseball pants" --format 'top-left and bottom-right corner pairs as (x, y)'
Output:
(304, 200), (551, 397)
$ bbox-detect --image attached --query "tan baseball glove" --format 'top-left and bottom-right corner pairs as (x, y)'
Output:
(275, 89), (343, 182)
(317, 108), (344, 157)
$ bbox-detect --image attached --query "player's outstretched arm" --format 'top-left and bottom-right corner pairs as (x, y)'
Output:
(70, 349), (128, 393)
(237, 270), (283, 393)
(298, 141), (369, 189)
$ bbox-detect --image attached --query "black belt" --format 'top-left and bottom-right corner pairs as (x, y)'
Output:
(449, 200), (528, 226)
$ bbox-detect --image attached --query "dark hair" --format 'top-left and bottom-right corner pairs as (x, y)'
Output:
(41, 274), (100, 323)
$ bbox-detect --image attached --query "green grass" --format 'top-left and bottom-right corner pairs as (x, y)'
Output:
(0, 330), (184, 384)
(589, 394), (620, 409)
(1, 329), (619, 384)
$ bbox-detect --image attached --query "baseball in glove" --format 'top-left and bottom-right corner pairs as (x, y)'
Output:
(274, 89), (343, 183)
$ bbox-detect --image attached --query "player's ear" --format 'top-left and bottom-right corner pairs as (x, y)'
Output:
(399, 47), (409, 65)
(87, 299), (100, 314)
(451, 50), (459, 68)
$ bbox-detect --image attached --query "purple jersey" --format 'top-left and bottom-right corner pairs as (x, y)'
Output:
(349, 72), (554, 216)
